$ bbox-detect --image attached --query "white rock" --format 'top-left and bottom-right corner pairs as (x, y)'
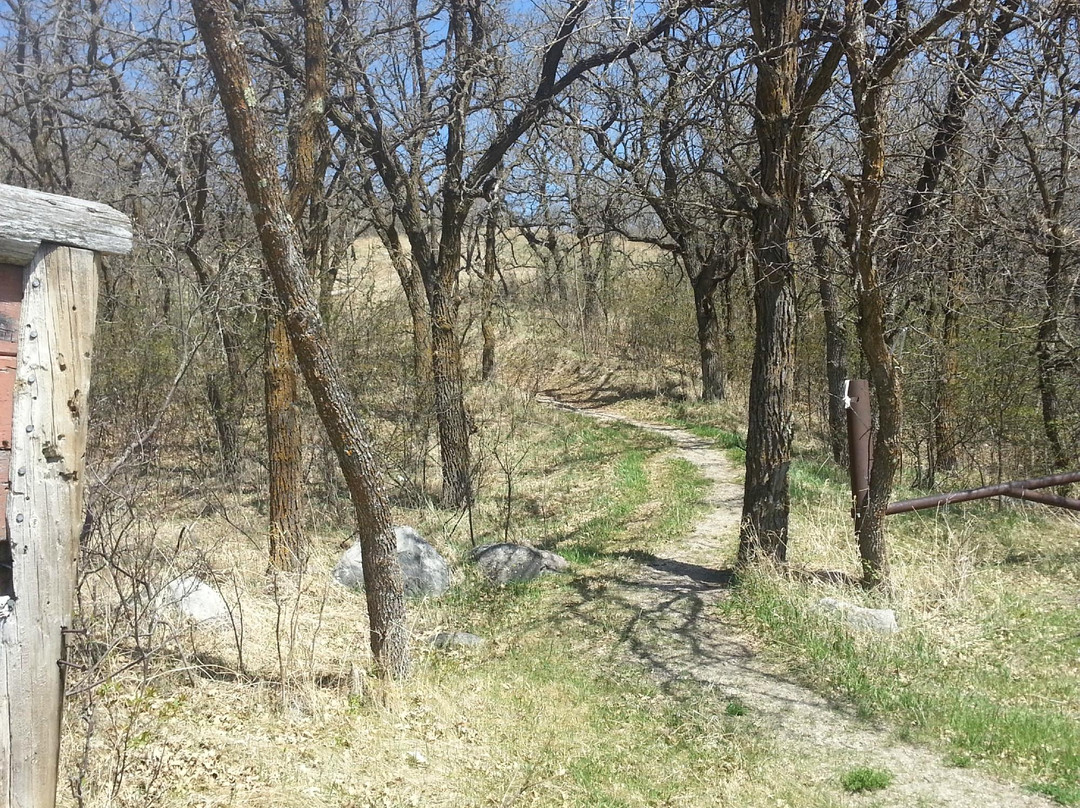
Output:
(815, 597), (899, 635)
(406, 750), (428, 766)
(429, 631), (485, 650)
(333, 526), (451, 598)
(153, 576), (229, 625)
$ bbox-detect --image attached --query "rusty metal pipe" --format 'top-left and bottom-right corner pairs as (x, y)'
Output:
(886, 470), (1080, 515)
(844, 379), (873, 523)
(1000, 487), (1080, 512)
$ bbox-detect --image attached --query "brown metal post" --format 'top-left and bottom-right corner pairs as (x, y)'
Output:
(845, 379), (873, 529)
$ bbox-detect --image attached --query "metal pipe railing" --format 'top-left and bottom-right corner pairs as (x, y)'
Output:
(843, 377), (1080, 518)
(887, 470), (1080, 514)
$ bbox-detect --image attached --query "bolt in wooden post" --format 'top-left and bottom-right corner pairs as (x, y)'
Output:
(844, 379), (873, 532)
(0, 184), (131, 808)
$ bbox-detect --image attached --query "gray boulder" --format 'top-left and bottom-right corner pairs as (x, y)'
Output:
(429, 631), (485, 650)
(333, 526), (450, 598)
(469, 543), (569, 585)
(815, 597), (899, 635)
(153, 576), (229, 626)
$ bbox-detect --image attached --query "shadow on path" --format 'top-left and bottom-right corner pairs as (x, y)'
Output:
(539, 393), (1056, 807)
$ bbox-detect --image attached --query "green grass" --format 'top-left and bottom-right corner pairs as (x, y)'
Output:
(723, 560), (1080, 801)
(409, 401), (790, 806)
(640, 396), (1080, 804)
(662, 417), (747, 464)
(840, 766), (893, 793)
(725, 698), (750, 717)
(1030, 782), (1080, 805)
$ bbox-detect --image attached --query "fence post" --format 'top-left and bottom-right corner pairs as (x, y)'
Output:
(844, 379), (873, 533)
(0, 184), (131, 808)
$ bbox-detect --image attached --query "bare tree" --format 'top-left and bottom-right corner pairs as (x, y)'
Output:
(1011, 6), (1080, 474)
(586, 16), (746, 402)
(738, 0), (842, 563)
(190, 0), (409, 678)
(267, 0), (335, 571)
(322, 0), (698, 506)
(840, 0), (971, 587)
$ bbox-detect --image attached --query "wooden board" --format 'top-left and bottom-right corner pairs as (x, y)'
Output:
(0, 245), (98, 808)
(0, 184), (132, 266)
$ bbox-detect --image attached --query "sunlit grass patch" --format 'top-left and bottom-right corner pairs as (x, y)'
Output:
(66, 391), (769, 808)
(840, 766), (893, 793)
(723, 471), (1080, 803)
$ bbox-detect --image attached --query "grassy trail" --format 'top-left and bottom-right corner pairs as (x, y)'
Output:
(548, 397), (1058, 808)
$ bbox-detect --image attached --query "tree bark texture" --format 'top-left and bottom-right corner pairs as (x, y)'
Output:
(843, 0), (971, 585)
(428, 265), (472, 506)
(692, 273), (726, 403)
(740, 269), (796, 562)
(191, 0), (409, 678)
(266, 310), (306, 571)
(206, 370), (242, 477)
(396, 251), (433, 393)
(263, 0), (333, 572)
(1037, 235), (1072, 472)
(739, 0), (802, 563)
(480, 203), (498, 381)
(803, 193), (848, 466)
(854, 259), (897, 589)
(844, 1), (897, 587)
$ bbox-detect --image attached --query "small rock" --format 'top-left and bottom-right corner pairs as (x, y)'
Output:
(469, 543), (569, 585)
(406, 750), (428, 766)
(333, 526), (451, 598)
(153, 576), (229, 625)
(816, 597), (899, 634)
(429, 631), (485, 650)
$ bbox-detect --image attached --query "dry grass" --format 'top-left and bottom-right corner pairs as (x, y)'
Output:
(63, 386), (814, 808)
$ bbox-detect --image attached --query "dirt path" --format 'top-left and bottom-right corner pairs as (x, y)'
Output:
(540, 395), (1053, 808)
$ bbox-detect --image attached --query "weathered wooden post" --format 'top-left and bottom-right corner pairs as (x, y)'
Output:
(0, 184), (132, 808)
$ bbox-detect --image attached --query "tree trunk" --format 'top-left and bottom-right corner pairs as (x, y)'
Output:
(390, 246), (434, 399)
(692, 273), (725, 402)
(739, 266), (796, 562)
(580, 227), (602, 334)
(261, 0), (331, 573)
(192, 0), (409, 678)
(429, 274), (472, 506)
(422, 214), (472, 506)
(404, 261), (434, 389)
(266, 309), (306, 571)
(804, 194), (849, 467)
(201, 313), (247, 479)
(739, 0), (802, 563)
(846, 76), (896, 589)
(480, 204), (498, 381)
(721, 274), (737, 355)
(933, 256), (961, 472)
(855, 272), (897, 589)
(1036, 237), (1072, 472)
(206, 372), (242, 477)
